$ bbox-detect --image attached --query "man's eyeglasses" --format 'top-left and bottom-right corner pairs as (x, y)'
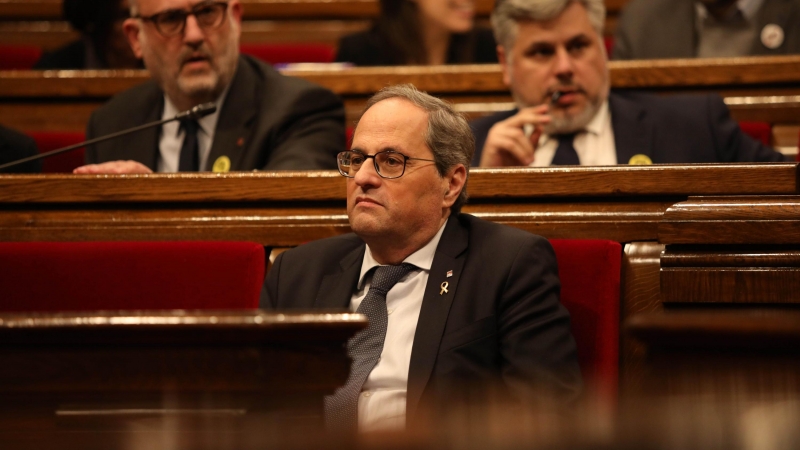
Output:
(337, 150), (435, 179)
(133, 2), (228, 38)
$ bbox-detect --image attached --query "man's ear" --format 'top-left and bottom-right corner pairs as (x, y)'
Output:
(442, 164), (467, 209)
(122, 18), (143, 59)
(497, 45), (511, 87)
(230, 0), (244, 25)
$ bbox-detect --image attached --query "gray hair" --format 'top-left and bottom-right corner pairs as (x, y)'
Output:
(361, 84), (474, 213)
(491, 0), (606, 50)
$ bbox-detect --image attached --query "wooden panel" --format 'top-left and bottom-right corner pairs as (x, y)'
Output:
(661, 268), (800, 304)
(0, 166), (796, 204)
(620, 242), (663, 396)
(0, 0), (627, 20)
(0, 310), (365, 432)
(627, 310), (800, 349)
(659, 195), (800, 245)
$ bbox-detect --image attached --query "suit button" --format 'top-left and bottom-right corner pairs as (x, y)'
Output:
(363, 392), (371, 398)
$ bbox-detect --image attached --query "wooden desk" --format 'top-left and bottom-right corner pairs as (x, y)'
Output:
(3, 56), (800, 150)
(0, 310), (365, 432)
(1, 165), (798, 393)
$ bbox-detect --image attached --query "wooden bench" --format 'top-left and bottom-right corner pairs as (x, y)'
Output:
(2, 56), (800, 151)
(1, 164), (798, 395)
(0, 0), (628, 50)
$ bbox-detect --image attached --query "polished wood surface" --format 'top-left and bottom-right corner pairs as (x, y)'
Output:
(4, 56), (800, 134)
(0, 310), (365, 431)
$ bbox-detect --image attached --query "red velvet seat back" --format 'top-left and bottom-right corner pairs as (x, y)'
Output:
(0, 241), (265, 312)
(550, 239), (621, 405)
(738, 121), (771, 146)
(240, 43), (335, 64)
(0, 45), (42, 70)
(27, 131), (86, 173)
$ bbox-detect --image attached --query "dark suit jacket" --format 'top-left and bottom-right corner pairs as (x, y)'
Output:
(469, 92), (789, 166)
(85, 55), (345, 171)
(0, 125), (40, 173)
(261, 213), (582, 426)
(613, 0), (800, 60)
(335, 27), (498, 66)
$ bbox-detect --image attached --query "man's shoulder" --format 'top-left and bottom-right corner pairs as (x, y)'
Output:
(239, 55), (339, 104)
(610, 91), (720, 116)
(277, 233), (363, 264)
(459, 213), (550, 248)
(90, 80), (162, 129)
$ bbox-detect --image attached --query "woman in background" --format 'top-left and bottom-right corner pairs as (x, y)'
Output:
(335, 0), (497, 66)
(34, 0), (140, 70)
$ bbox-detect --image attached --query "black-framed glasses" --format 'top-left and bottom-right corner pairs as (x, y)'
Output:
(133, 2), (228, 38)
(337, 150), (435, 179)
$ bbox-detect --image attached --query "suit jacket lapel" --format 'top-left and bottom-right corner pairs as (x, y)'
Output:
(406, 216), (469, 420)
(315, 243), (365, 309)
(610, 93), (653, 165)
(205, 57), (258, 171)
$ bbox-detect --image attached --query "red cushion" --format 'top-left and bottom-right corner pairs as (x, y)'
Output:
(550, 239), (621, 405)
(0, 45), (42, 70)
(27, 131), (86, 173)
(0, 241), (265, 312)
(738, 121), (771, 146)
(240, 43), (335, 64)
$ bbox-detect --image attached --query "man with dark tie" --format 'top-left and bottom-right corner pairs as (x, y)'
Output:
(261, 84), (581, 432)
(471, 0), (789, 167)
(74, 0), (345, 174)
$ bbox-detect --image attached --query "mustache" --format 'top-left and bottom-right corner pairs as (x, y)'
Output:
(544, 83), (586, 102)
(179, 47), (213, 66)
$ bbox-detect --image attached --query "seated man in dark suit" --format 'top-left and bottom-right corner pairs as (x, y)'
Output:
(261, 84), (581, 433)
(0, 125), (41, 174)
(75, 0), (345, 174)
(471, 0), (789, 167)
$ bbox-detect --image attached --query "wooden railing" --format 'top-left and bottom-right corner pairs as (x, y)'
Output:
(2, 56), (800, 147)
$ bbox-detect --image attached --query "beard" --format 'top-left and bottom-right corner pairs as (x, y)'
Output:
(544, 96), (603, 134)
(511, 78), (609, 135)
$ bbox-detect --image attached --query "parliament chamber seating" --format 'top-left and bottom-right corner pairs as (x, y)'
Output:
(0, 44), (40, 70)
(240, 42), (335, 64)
(28, 130), (84, 173)
(0, 241), (265, 312)
(550, 240), (621, 406)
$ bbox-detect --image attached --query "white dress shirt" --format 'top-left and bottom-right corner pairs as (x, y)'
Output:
(530, 100), (616, 166)
(157, 86), (230, 173)
(351, 220), (448, 432)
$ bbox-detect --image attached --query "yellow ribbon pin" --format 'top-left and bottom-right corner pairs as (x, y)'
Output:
(212, 156), (231, 173)
(628, 154), (653, 165)
(440, 281), (449, 295)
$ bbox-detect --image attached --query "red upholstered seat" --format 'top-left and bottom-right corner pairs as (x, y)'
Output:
(738, 121), (771, 146)
(0, 241), (265, 312)
(240, 43), (335, 64)
(0, 45), (42, 70)
(550, 239), (621, 406)
(27, 131), (86, 173)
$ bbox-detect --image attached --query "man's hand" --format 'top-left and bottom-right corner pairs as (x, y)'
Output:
(479, 105), (551, 167)
(73, 161), (153, 174)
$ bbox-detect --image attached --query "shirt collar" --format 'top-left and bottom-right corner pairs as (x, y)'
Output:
(540, 100), (610, 146)
(356, 218), (449, 289)
(161, 82), (232, 138)
(696, 0), (764, 22)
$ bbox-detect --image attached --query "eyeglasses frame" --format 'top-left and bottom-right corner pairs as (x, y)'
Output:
(337, 150), (436, 179)
(132, 1), (230, 38)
